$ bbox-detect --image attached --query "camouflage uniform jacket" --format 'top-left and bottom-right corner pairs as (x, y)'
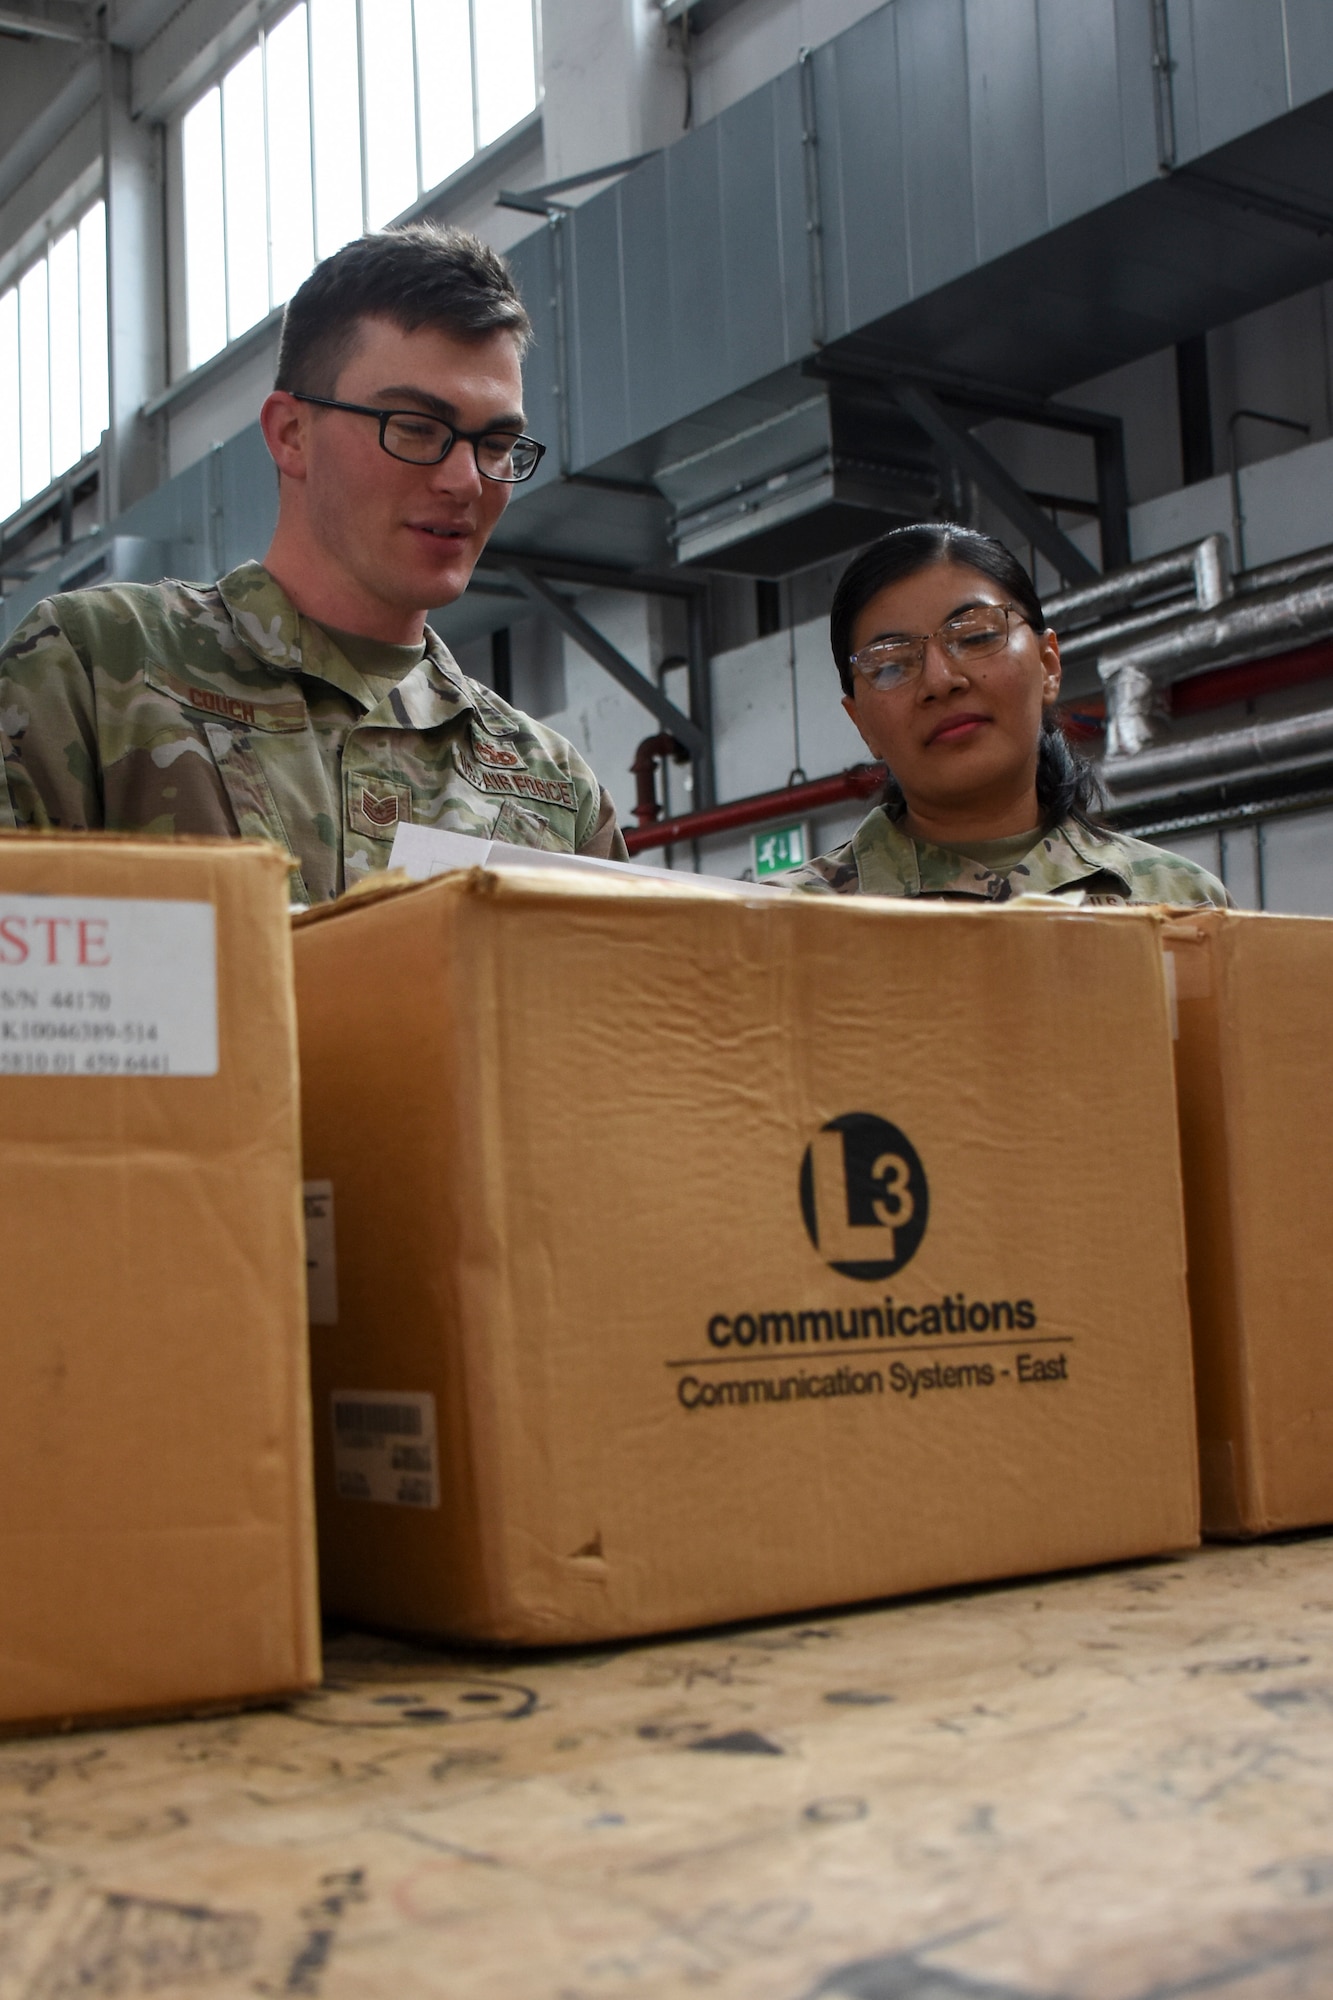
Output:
(0, 561), (627, 903)
(784, 804), (1229, 906)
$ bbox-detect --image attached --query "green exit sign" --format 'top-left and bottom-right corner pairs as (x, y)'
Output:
(752, 822), (810, 879)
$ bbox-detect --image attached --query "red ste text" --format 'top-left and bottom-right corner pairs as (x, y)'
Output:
(0, 916), (112, 968)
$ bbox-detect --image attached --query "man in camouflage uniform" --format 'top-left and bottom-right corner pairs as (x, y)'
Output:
(784, 806), (1229, 905)
(0, 225), (625, 902)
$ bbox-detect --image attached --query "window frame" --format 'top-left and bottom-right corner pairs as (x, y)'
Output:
(0, 189), (110, 535)
(170, 0), (542, 384)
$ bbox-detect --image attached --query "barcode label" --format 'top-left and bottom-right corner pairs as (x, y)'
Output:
(334, 1401), (423, 1438)
(330, 1390), (438, 1509)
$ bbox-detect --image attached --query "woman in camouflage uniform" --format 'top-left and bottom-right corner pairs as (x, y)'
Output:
(785, 523), (1228, 906)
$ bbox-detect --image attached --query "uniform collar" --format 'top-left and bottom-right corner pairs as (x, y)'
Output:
(848, 806), (1134, 899)
(215, 561), (483, 730)
(1053, 818), (1135, 894)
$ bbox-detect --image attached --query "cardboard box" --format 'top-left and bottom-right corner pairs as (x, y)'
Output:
(1166, 908), (1333, 1535)
(294, 870), (1199, 1645)
(0, 834), (319, 1729)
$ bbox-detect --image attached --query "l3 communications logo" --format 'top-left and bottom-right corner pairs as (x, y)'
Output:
(799, 1113), (929, 1280)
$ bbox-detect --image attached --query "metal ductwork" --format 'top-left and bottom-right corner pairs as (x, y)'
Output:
(494, 0), (1333, 580)
(655, 390), (939, 576)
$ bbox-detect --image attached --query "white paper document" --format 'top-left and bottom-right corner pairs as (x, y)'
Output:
(388, 822), (785, 895)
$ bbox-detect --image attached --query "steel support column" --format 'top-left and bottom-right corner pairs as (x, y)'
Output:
(1093, 424), (1131, 571)
(684, 587), (715, 808)
(101, 42), (164, 519)
(503, 563), (707, 758)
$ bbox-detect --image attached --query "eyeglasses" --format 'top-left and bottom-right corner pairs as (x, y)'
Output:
(291, 393), (547, 483)
(849, 604), (1030, 691)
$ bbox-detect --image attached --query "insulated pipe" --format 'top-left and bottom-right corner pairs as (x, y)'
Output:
(1101, 573), (1333, 757)
(1237, 542), (1333, 596)
(1103, 706), (1333, 796)
(1046, 535), (1231, 631)
(1057, 596), (1215, 666)
(624, 764), (885, 855)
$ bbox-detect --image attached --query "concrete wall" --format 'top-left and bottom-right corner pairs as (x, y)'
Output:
(1127, 431), (1333, 568)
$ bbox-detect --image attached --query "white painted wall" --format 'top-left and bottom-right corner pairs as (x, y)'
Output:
(539, 0), (686, 180)
(1058, 347), (1184, 507)
(1127, 475), (1233, 564)
(538, 0), (892, 188)
(1127, 433), (1333, 568)
(1258, 810), (1333, 915)
(1172, 811), (1333, 917)
(1236, 436), (1333, 569)
(710, 615), (863, 802)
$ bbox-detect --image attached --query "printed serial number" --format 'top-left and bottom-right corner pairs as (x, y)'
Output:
(0, 1019), (160, 1043)
(0, 989), (113, 1011)
(0, 1051), (173, 1076)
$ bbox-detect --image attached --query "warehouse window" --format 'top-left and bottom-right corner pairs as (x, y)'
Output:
(0, 202), (108, 524)
(180, 0), (539, 372)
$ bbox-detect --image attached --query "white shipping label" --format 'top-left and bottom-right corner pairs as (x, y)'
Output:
(331, 1390), (439, 1509)
(0, 896), (217, 1077)
(303, 1180), (338, 1325)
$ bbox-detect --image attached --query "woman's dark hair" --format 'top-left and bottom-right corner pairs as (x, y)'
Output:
(829, 522), (1104, 833)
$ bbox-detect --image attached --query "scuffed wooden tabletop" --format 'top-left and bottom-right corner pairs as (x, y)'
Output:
(6, 1537), (1333, 1997)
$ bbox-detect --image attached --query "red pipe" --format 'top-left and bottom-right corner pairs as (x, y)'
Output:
(1171, 636), (1333, 715)
(630, 731), (691, 826)
(624, 764), (885, 854)
(1060, 636), (1333, 736)
(628, 637), (1333, 855)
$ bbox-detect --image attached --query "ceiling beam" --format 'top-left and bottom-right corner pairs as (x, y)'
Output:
(0, 4), (91, 44)
(893, 380), (1100, 586)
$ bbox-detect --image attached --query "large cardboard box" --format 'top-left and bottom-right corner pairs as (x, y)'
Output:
(1166, 908), (1333, 1536)
(294, 870), (1199, 1644)
(0, 834), (320, 1729)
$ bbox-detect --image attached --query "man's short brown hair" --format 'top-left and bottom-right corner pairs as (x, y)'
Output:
(275, 222), (532, 395)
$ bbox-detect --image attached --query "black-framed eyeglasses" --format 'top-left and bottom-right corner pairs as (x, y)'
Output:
(849, 603), (1030, 692)
(291, 393), (547, 483)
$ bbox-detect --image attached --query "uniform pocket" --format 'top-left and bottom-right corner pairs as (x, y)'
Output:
(493, 800), (573, 852)
(200, 721), (313, 902)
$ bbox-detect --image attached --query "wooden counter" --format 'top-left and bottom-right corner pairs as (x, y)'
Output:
(7, 1537), (1333, 1997)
